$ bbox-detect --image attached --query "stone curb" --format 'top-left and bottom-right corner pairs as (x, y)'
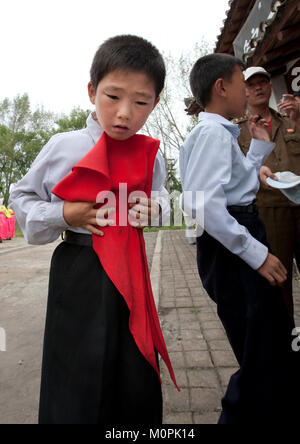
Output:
(150, 230), (163, 308)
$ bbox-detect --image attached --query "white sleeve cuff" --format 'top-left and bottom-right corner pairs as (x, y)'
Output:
(45, 200), (70, 230)
(239, 235), (269, 270)
(247, 139), (275, 170)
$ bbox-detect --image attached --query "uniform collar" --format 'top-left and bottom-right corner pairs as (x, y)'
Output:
(269, 107), (285, 120)
(198, 112), (241, 138)
(86, 112), (104, 144)
(244, 107), (283, 121)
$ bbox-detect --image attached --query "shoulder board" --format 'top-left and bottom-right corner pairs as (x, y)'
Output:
(272, 109), (286, 118)
(232, 116), (248, 125)
(279, 112), (289, 119)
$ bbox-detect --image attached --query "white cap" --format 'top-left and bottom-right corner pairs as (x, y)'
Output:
(267, 172), (300, 204)
(244, 67), (271, 82)
(267, 172), (300, 190)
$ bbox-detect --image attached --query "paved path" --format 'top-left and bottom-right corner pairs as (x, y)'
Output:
(159, 230), (300, 424)
(0, 232), (299, 424)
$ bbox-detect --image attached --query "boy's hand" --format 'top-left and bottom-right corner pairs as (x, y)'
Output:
(257, 253), (287, 287)
(63, 201), (115, 236)
(260, 166), (278, 188)
(128, 197), (161, 229)
(277, 94), (300, 125)
(248, 115), (270, 142)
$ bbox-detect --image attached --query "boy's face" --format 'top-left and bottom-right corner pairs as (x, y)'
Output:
(223, 66), (248, 119)
(88, 70), (159, 140)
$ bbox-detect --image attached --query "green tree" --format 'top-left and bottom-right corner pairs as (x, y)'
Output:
(0, 94), (92, 206)
(53, 107), (91, 133)
(0, 94), (55, 206)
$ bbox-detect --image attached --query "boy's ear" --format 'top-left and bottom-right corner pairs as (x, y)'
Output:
(153, 96), (160, 110)
(215, 78), (226, 98)
(88, 82), (96, 105)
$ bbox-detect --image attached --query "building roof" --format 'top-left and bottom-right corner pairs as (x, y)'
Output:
(215, 0), (300, 75)
(215, 0), (256, 55)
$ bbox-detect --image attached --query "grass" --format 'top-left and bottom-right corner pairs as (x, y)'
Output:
(14, 228), (24, 238)
(144, 225), (186, 233)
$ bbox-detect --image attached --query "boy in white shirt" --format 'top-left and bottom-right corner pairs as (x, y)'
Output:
(180, 54), (300, 424)
(9, 35), (177, 425)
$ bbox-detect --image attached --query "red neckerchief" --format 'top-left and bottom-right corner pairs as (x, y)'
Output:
(52, 132), (179, 391)
(268, 120), (272, 135)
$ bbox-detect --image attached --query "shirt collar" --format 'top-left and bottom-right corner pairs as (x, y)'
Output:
(86, 112), (104, 144)
(198, 112), (241, 139)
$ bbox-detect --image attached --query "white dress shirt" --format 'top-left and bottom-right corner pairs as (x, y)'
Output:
(9, 114), (170, 245)
(180, 112), (275, 270)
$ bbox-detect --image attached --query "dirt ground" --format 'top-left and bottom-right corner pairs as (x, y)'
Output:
(0, 239), (60, 424)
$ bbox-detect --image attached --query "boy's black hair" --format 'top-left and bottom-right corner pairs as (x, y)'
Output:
(190, 53), (245, 108)
(90, 35), (166, 98)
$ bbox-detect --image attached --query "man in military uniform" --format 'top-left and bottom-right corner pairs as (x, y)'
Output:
(237, 66), (300, 317)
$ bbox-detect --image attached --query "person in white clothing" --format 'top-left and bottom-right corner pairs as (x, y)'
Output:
(9, 35), (172, 425)
(180, 53), (300, 425)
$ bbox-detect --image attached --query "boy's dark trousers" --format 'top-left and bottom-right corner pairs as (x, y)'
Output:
(196, 205), (300, 424)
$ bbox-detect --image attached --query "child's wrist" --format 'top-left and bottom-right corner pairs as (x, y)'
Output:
(63, 201), (74, 226)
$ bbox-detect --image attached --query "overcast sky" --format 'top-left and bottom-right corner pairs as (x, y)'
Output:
(0, 0), (230, 114)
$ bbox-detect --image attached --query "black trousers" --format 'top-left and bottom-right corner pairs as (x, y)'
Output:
(39, 242), (162, 425)
(196, 210), (300, 424)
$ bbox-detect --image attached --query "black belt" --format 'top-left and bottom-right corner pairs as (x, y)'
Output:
(63, 230), (93, 247)
(227, 202), (258, 214)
